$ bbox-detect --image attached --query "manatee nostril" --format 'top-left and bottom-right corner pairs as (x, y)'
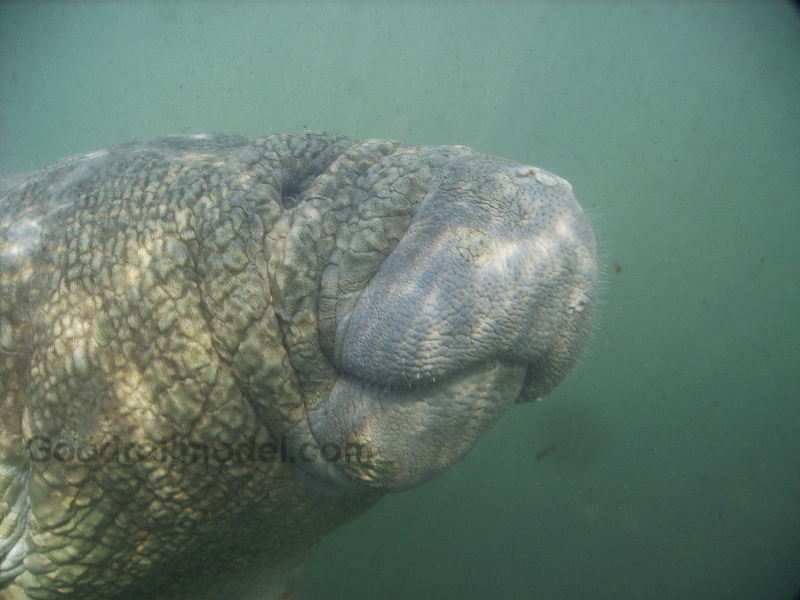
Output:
(515, 165), (569, 190)
(279, 173), (315, 208)
(515, 166), (537, 178)
(280, 178), (307, 208)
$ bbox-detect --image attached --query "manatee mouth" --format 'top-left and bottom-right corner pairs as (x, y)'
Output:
(305, 361), (526, 491)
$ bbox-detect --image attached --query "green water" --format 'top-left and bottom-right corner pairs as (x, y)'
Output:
(1, 2), (798, 599)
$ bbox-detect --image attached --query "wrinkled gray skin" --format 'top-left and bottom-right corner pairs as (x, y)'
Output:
(0, 133), (596, 599)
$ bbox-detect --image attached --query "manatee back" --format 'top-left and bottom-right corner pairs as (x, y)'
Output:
(0, 133), (382, 600)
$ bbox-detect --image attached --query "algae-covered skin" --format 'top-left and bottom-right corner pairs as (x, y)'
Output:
(0, 133), (596, 599)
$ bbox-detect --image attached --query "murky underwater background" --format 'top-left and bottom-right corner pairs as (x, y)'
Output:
(1, 2), (798, 598)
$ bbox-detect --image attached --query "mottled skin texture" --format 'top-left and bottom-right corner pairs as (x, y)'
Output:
(0, 133), (596, 599)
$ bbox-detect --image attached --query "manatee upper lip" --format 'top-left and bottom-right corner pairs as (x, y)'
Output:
(302, 159), (596, 491)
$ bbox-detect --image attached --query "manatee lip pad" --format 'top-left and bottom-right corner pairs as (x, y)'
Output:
(0, 132), (596, 598)
(304, 147), (597, 492)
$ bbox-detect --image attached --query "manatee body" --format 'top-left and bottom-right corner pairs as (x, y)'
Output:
(0, 133), (596, 599)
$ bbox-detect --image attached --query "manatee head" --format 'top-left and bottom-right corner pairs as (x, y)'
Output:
(0, 133), (596, 598)
(295, 149), (597, 492)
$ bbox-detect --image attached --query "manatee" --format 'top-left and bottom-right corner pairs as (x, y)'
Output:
(0, 132), (596, 599)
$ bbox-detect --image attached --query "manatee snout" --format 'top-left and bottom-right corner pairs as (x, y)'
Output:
(308, 153), (597, 491)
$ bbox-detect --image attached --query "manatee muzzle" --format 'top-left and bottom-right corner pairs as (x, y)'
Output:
(302, 156), (596, 491)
